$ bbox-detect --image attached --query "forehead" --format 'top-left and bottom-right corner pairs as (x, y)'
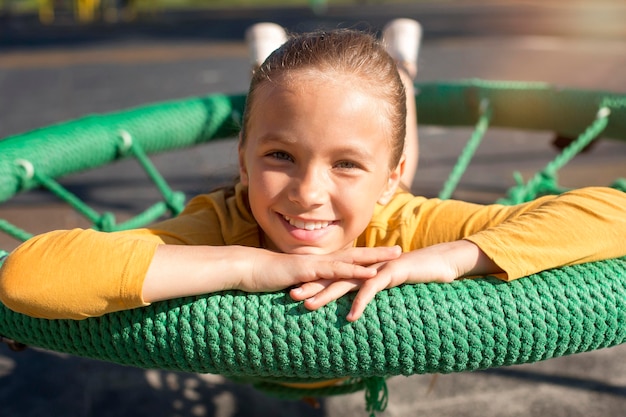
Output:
(250, 69), (392, 123)
(253, 72), (387, 124)
(247, 71), (394, 153)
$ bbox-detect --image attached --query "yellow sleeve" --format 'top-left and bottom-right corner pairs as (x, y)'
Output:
(371, 186), (626, 281)
(464, 187), (626, 280)
(0, 229), (160, 320)
(0, 188), (254, 320)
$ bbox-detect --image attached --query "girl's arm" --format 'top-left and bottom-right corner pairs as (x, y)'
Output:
(0, 227), (401, 320)
(0, 228), (160, 319)
(142, 244), (402, 303)
(293, 186), (626, 321)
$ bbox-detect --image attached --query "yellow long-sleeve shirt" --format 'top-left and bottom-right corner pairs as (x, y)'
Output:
(1, 184), (625, 320)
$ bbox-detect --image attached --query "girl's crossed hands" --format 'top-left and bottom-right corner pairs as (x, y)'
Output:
(144, 244), (402, 303)
(239, 245), (403, 292)
(145, 241), (498, 322)
(290, 240), (501, 321)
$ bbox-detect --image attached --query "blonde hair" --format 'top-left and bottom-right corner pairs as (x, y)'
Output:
(240, 28), (407, 168)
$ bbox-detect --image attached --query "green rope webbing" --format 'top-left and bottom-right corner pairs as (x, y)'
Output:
(0, 219), (32, 242)
(612, 178), (626, 192)
(117, 130), (186, 217)
(13, 145), (184, 233)
(438, 98), (492, 200)
(500, 105), (611, 204)
(15, 158), (111, 229)
(364, 376), (389, 416)
(0, 93), (247, 205)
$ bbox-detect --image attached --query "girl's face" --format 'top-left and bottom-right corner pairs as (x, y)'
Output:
(239, 72), (403, 255)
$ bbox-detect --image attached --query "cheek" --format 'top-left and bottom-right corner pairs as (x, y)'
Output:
(339, 182), (383, 221)
(248, 171), (285, 203)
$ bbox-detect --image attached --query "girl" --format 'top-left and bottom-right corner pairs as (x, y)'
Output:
(0, 23), (625, 323)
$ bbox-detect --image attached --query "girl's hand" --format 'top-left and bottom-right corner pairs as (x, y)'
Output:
(143, 244), (401, 303)
(290, 240), (502, 321)
(237, 245), (403, 293)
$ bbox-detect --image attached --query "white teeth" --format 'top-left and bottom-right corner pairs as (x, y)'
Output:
(284, 216), (330, 230)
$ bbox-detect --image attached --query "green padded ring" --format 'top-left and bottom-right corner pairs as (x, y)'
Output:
(1, 257), (625, 380)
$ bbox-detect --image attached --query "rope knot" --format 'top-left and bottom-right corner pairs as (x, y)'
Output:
(167, 191), (186, 216)
(14, 159), (35, 183)
(364, 377), (388, 417)
(96, 212), (117, 232)
(118, 130), (134, 155)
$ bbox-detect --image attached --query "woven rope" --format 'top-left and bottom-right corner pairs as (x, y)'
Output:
(1, 257), (625, 381)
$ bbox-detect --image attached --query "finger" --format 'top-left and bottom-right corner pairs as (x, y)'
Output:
(303, 279), (361, 311)
(346, 277), (390, 322)
(290, 280), (332, 301)
(337, 245), (402, 266)
(314, 261), (378, 280)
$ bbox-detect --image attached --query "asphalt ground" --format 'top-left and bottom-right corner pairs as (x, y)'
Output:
(1, 2), (626, 417)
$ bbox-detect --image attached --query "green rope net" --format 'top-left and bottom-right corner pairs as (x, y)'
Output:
(1, 80), (625, 413)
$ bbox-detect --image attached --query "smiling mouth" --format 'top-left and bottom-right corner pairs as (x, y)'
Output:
(283, 215), (332, 231)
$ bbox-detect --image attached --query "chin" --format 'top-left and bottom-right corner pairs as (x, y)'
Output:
(266, 234), (352, 255)
(283, 246), (333, 255)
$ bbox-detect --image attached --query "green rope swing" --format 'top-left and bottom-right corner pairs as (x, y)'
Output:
(1, 80), (625, 413)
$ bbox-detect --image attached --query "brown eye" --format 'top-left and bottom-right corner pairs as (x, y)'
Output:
(268, 151), (293, 162)
(335, 161), (358, 169)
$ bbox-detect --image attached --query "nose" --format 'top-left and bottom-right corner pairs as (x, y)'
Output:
(288, 166), (328, 208)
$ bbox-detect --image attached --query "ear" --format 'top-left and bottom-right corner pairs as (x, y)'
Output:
(238, 133), (249, 186)
(377, 155), (405, 205)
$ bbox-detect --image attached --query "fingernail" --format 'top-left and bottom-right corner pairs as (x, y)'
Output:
(291, 287), (302, 294)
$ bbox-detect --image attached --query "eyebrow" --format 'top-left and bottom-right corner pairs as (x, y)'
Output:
(332, 144), (376, 162)
(256, 134), (298, 146)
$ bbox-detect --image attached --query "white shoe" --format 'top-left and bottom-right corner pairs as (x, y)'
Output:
(382, 18), (423, 79)
(245, 22), (288, 69)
